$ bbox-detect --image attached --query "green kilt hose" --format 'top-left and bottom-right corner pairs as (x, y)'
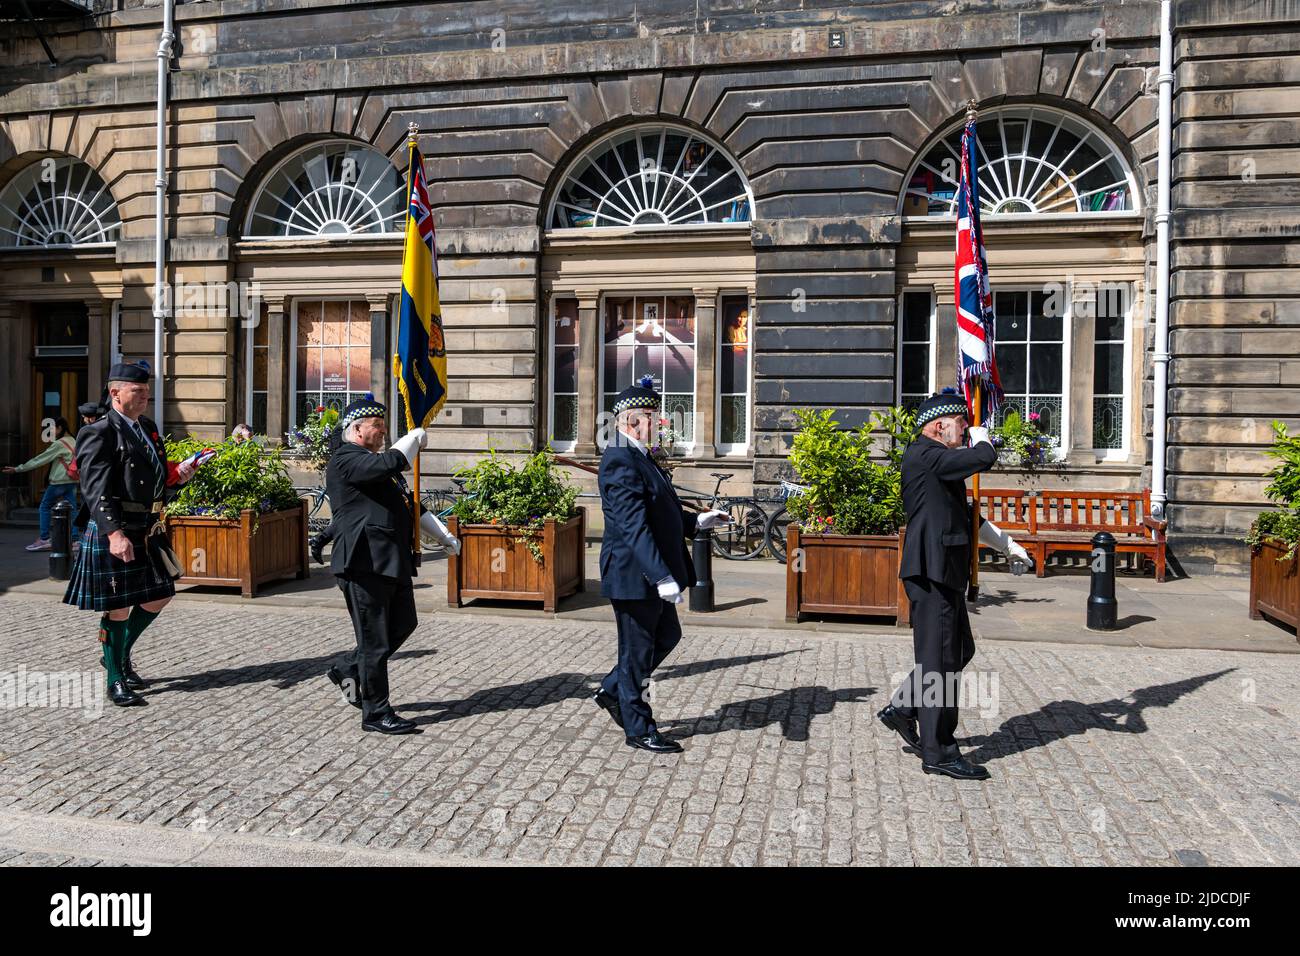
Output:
(63, 519), (175, 612)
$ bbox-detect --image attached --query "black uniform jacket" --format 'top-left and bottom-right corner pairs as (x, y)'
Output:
(898, 435), (998, 590)
(326, 440), (420, 579)
(598, 442), (698, 600)
(75, 408), (171, 535)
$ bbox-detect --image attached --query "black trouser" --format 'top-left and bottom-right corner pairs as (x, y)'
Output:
(600, 596), (682, 738)
(891, 578), (976, 765)
(337, 571), (418, 720)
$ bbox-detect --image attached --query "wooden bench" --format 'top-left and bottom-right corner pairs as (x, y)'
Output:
(969, 487), (1169, 582)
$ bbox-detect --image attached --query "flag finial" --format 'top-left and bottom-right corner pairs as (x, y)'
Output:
(965, 99), (978, 123)
(407, 121), (420, 146)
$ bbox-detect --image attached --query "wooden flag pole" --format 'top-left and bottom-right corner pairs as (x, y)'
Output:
(405, 121), (422, 561)
(968, 381), (982, 602)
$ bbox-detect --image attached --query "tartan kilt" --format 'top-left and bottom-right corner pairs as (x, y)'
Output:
(63, 519), (176, 612)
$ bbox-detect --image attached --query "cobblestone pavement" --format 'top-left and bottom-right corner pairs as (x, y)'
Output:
(1, 592), (1297, 866)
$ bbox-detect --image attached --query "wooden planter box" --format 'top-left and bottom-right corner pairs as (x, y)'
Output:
(785, 524), (910, 625)
(446, 508), (586, 613)
(166, 500), (310, 598)
(1249, 537), (1300, 632)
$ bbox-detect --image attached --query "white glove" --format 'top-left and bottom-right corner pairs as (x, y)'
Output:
(967, 426), (991, 447)
(695, 509), (731, 531)
(420, 511), (460, 554)
(979, 518), (1033, 571)
(390, 428), (427, 465)
(656, 577), (684, 605)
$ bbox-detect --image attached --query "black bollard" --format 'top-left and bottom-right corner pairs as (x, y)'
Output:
(49, 498), (73, 581)
(1087, 530), (1117, 631)
(689, 525), (714, 612)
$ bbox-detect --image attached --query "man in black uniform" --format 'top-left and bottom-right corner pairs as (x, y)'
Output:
(63, 362), (199, 707)
(324, 395), (460, 735)
(877, 391), (1031, 780)
(594, 379), (730, 754)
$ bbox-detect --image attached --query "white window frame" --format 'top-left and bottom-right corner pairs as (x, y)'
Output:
(548, 295), (580, 453)
(896, 288), (937, 407)
(990, 285), (1072, 459)
(288, 297), (374, 430)
(715, 290), (753, 456)
(597, 290), (699, 454)
(1090, 282), (1133, 460)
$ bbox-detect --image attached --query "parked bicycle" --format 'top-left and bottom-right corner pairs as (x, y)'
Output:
(679, 471), (768, 561)
(765, 479), (809, 564)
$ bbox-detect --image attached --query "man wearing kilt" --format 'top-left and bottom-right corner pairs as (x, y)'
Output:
(63, 362), (200, 707)
(324, 395), (460, 736)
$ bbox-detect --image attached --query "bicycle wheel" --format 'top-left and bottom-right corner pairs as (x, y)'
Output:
(419, 488), (458, 548)
(710, 499), (768, 560)
(766, 505), (792, 563)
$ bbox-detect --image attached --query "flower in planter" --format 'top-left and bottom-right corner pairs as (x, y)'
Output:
(993, 410), (1062, 475)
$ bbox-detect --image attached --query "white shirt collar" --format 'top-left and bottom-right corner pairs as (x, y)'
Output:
(618, 429), (650, 456)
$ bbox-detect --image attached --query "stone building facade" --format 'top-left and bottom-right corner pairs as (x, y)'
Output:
(1, 0), (1297, 564)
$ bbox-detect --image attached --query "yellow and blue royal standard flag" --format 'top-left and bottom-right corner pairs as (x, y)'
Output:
(394, 145), (448, 431)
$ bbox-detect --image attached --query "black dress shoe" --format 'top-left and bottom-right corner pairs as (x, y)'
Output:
(593, 688), (623, 729)
(625, 731), (683, 754)
(309, 535), (326, 565)
(362, 713), (418, 735)
(100, 657), (147, 690)
(922, 757), (990, 781)
(108, 680), (146, 707)
(327, 666), (361, 708)
(877, 704), (920, 749)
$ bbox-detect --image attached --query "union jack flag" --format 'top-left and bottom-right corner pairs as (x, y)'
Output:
(409, 159), (437, 268)
(954, 115), (1003, 423)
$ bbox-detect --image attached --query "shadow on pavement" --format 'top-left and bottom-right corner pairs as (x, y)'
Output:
(405, 650), (804, 725)
(142, 647), (439, 695)
(961, 668), (1235, 766)
(663, 684), (877, 742)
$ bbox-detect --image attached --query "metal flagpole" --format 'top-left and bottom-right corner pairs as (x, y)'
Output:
(969, 381), (982, 602)
(405, 122), (421, 561)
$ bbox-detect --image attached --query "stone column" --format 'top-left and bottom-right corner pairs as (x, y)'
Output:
(264, 294), (288, 444)
(692, 287), (719, 457)
(366, 292), (391, 426)
(574, 289), (601, 457)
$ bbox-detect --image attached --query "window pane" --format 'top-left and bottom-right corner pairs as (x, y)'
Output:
(1093, 342), (1123, 395)
(634, 344), (664, 382)
(253, 307), (269, 347)
(663, 394), (694, 443)
(664, 344), (694, 392)
(999, 344), (1027, 393)
(320, 349), (347, 393)
(720, 395), (747, 445)
(634, 298), (664, 342)
(604, 345), (633, 392)
(251, 393), (267, 436)
(554, 299), (578, 346)
(297, 301), (321, 346)
(252, 346), (268, 390)
(902, 291), (931, 342)
(1029, 343), (1062, 392)
(553, 395), (577, 444)
(322, 302), (347, 345)
(1096, 285), (1129, 321)
(1096, 312), (1124, 342)
(721, 297), (749, 346)
(348, 346), (371, 392)
(348, 307), (371, 347)
(605, 298), (633, 343)
(666, 296), (695, 342)
(1031, 313), (1063, 342)
(720, 344), (747, 394)
(995, 293), (1027, 340)
(303, 347), (322, 391)
(1093, 396), (1124, 449)
(555, 346), (577, 393)
(902, 343), (930, 395)
(1028, 395), (1063, 441)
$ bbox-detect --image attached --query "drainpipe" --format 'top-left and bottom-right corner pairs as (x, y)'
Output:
(1150, 0), (1173, 520)
(152, 0), (175, 427)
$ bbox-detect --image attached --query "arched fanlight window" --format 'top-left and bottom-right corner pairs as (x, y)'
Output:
(0, 156), (121, 247)
(902, 107), (1137, 217)
(548, 125), (753, 230)
(245, 141), (405, 239)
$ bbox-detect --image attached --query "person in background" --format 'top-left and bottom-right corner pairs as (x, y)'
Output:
(78, 402), (103, 427)
(231, 423), (253, 443)
(4, 416), (78, 552)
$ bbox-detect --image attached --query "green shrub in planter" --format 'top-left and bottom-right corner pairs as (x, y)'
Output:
(451, 449), (579, 561)
(785, 408), (904, 537)
(163, 435), (301, 522)
(1246, 421), (1300, 560)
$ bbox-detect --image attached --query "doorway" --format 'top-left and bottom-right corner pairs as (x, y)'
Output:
(28, 302), (89, 488)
